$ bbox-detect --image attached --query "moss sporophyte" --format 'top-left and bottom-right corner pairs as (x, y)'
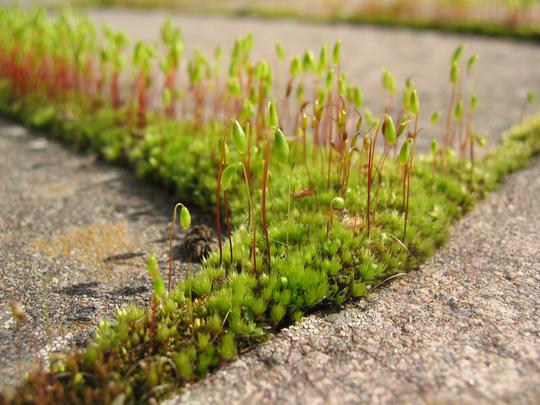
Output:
(1, 7), (540, 404)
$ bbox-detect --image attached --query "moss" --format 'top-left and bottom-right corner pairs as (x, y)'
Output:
(2, 76), (540, 402)
(2, 7), (540, 404)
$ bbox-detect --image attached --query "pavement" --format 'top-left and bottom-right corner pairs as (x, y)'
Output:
(0, 11), (539, 403)
(0, 119), (211, 389)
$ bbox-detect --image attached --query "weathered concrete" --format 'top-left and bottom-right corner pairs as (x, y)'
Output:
(0, 119), (210, 388)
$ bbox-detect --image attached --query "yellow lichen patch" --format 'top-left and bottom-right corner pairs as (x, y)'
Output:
(36, 174), (119, 200)
(33, 222), (142, 271)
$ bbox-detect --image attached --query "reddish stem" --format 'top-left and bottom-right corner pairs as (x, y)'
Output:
(224, 191), (233, 264)
(366, 125), (379, 237)
(261, 142), (271, 268)
(302, 125), (313, 186)
(327, 110), (334, 191)
(367, 149), (372, 237)
(252, 217), (258, 274)
(216, 142), (225, 267)
(166, 69), (176, 117)
(403, 167), (411, 241)
(246, 121), (252, 202)
(111, 71), (120, 108)
(136, 72), (147, 128)
(403, 115), (418, 241)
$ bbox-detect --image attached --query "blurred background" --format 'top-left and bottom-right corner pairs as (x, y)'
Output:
(1, 1), (539, 31)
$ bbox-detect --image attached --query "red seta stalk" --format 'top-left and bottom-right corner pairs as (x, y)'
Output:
(327, 104), (334, 191)
(252, 218), (258, 274)
(111, 71), (121, 108)
(366, 125), (379, 237)
(261, 142), (271, 267)
(165, 69), (176, 118)
(216, 140), (225, 267)
(403, 115), (418, 241)
(224, 191), (233, 264)
(136, 72), (147, 128)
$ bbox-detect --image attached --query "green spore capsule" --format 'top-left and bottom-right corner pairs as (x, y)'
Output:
(275, 41), (285, 60)
(274, 128), (289, 164)
(232, 120), (247, 153)
(220, 163), (240, 191)
(467, 54), (479, 71)
(302, 50), (316, 73)
(319, 43), (329, 72)
(352, 86), (363, 108)
(384, 115), (396, 145)
(470, 93), (478, 112)
(454, 99), (463, 120)
(451, 43), (465, 63)
(398, 140), (411, 166)
(332, 39), (342, 66)
(268, 101), (279, 129)
(180, 205), (191, 229)
(397, 120), (409, 137)
(290, 55), (301, 77)
(431, 111), (441, 125)
(450, 61), (459, 84)
(325, 69), (334, 91)
(382, 68), (397, 95)
(431, 138), (439, 156)
(410, 90), (420, 116)
(331, 196), (345, 210)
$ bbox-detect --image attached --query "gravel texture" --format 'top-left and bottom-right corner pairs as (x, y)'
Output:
(166, 156), (540, 405)
(0, 118), (211, 389)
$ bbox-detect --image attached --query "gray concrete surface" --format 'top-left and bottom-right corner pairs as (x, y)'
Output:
(167, 156), (540, 404)
(0, 119), (210, 389)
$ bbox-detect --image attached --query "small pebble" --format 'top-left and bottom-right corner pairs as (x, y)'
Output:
(29, 138), (48, 150)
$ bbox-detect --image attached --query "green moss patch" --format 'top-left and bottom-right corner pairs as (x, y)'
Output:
(2, 80), (539, 403)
